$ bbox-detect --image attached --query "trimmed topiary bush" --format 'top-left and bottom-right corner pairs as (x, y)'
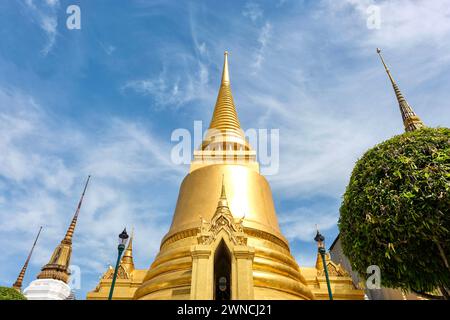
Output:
(339, 127), (450, 298)
(0, 286), (27, 300)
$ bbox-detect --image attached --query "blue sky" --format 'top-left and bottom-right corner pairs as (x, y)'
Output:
(1, 0), (450, 299)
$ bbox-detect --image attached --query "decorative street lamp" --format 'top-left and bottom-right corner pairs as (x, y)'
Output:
(108, 228), (129, 300)
(314, 229), (333, 300)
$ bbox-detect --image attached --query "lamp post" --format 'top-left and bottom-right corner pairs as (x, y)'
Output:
(108, 228), (129, 300)
(314, 230), (333, 300)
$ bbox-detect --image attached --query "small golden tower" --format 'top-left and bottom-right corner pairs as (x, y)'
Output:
(377, 48), (425, 132)
(37, 176), (90, 283)
(12, 226), (42, 292)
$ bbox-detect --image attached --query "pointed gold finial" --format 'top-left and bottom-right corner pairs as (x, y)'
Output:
(220, 174), (227, 200)
(12, 226), (42, 292)
(208, 51), (241, 131)
(376, 48), (394, 84)
(222, 51), (230, 85)
(217, 174), (229, 208)
(376, 48), (425, 132)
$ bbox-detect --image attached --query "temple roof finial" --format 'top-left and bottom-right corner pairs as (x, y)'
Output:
(220, 174), (227, 200)
(12, 226), (42, 292)
(376, 48), (425, 132)
(216, 174), (230, 210)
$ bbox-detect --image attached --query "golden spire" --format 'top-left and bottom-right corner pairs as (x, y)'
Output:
(12, 226), (42, 292)
(62, 175), (90, 245)
(376, 48), (425, 132)
(121, 227), (134, 271)
(191, 52), (258, 172)
(220, 175), (227, 199)
(217, 175), (229, 208)
(37, 176), (90, 283)
(208, 51), (242, 132)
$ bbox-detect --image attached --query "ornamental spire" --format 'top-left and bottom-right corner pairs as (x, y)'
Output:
(12, 226), (42, 292)
(211, 175), (234, 224)
(193, 52), (256, 169)
(376, 48), (425, 132)
(63, 175), (90, 244)
(220, 175), (227, 200)
(37, 176), (90, 284)
(221, 51), (230, 85)
(208, 51), (242, 132)
(217, 175), (229, 209)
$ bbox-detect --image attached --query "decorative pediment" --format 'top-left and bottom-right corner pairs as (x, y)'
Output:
(317, 261), (349, 277)
(102, 265), (129, 280)
(196, 178), (247, 246)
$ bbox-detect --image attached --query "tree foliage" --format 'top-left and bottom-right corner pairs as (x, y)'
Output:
(339, 127), (450, 295)
(0, 286), (27, 300)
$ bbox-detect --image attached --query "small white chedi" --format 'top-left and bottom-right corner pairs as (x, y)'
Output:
(24, 279), (71, 300)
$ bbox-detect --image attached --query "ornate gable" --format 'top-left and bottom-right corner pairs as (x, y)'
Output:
(102, 265), (130, 280)
(196, 178), (247, 246)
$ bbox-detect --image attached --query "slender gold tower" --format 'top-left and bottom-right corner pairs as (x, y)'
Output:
(377, 48), (426, 132)
(12, 226), (42, 292)
(37, 176), (90, 283)
(134, 52), (315, 300)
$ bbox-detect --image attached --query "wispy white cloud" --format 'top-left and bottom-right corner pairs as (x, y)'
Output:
(99, 42), (117, 56)
(324, 0), (450, 52)
(241, 2), (272, 72)
(279, 205), (339, 242)
(123, 59), (212, 109)
(124, 7), (217, 110)
(252, 22), (272, 71)
(82, 119), (184, 182)
(39, 15), (58, 55)
(22, 0), (60, 55)
(0, 88), (74, 190)
(44, 0), (60, 8)
(242, 2), (263, 22)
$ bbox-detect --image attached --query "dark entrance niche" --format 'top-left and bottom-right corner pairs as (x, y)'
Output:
(214, 240), (231, 300)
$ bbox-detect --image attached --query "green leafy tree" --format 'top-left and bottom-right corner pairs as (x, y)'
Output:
(0, 287), (27, 300)
(339, 128), (450, 299)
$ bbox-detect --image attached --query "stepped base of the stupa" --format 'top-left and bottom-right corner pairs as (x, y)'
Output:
(23, 279), (71, 300)
(133, 230), (315, 300)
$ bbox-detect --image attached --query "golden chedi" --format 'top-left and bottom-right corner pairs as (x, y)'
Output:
(134, 52), (312, 300)
(88, 52), (363, 300)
